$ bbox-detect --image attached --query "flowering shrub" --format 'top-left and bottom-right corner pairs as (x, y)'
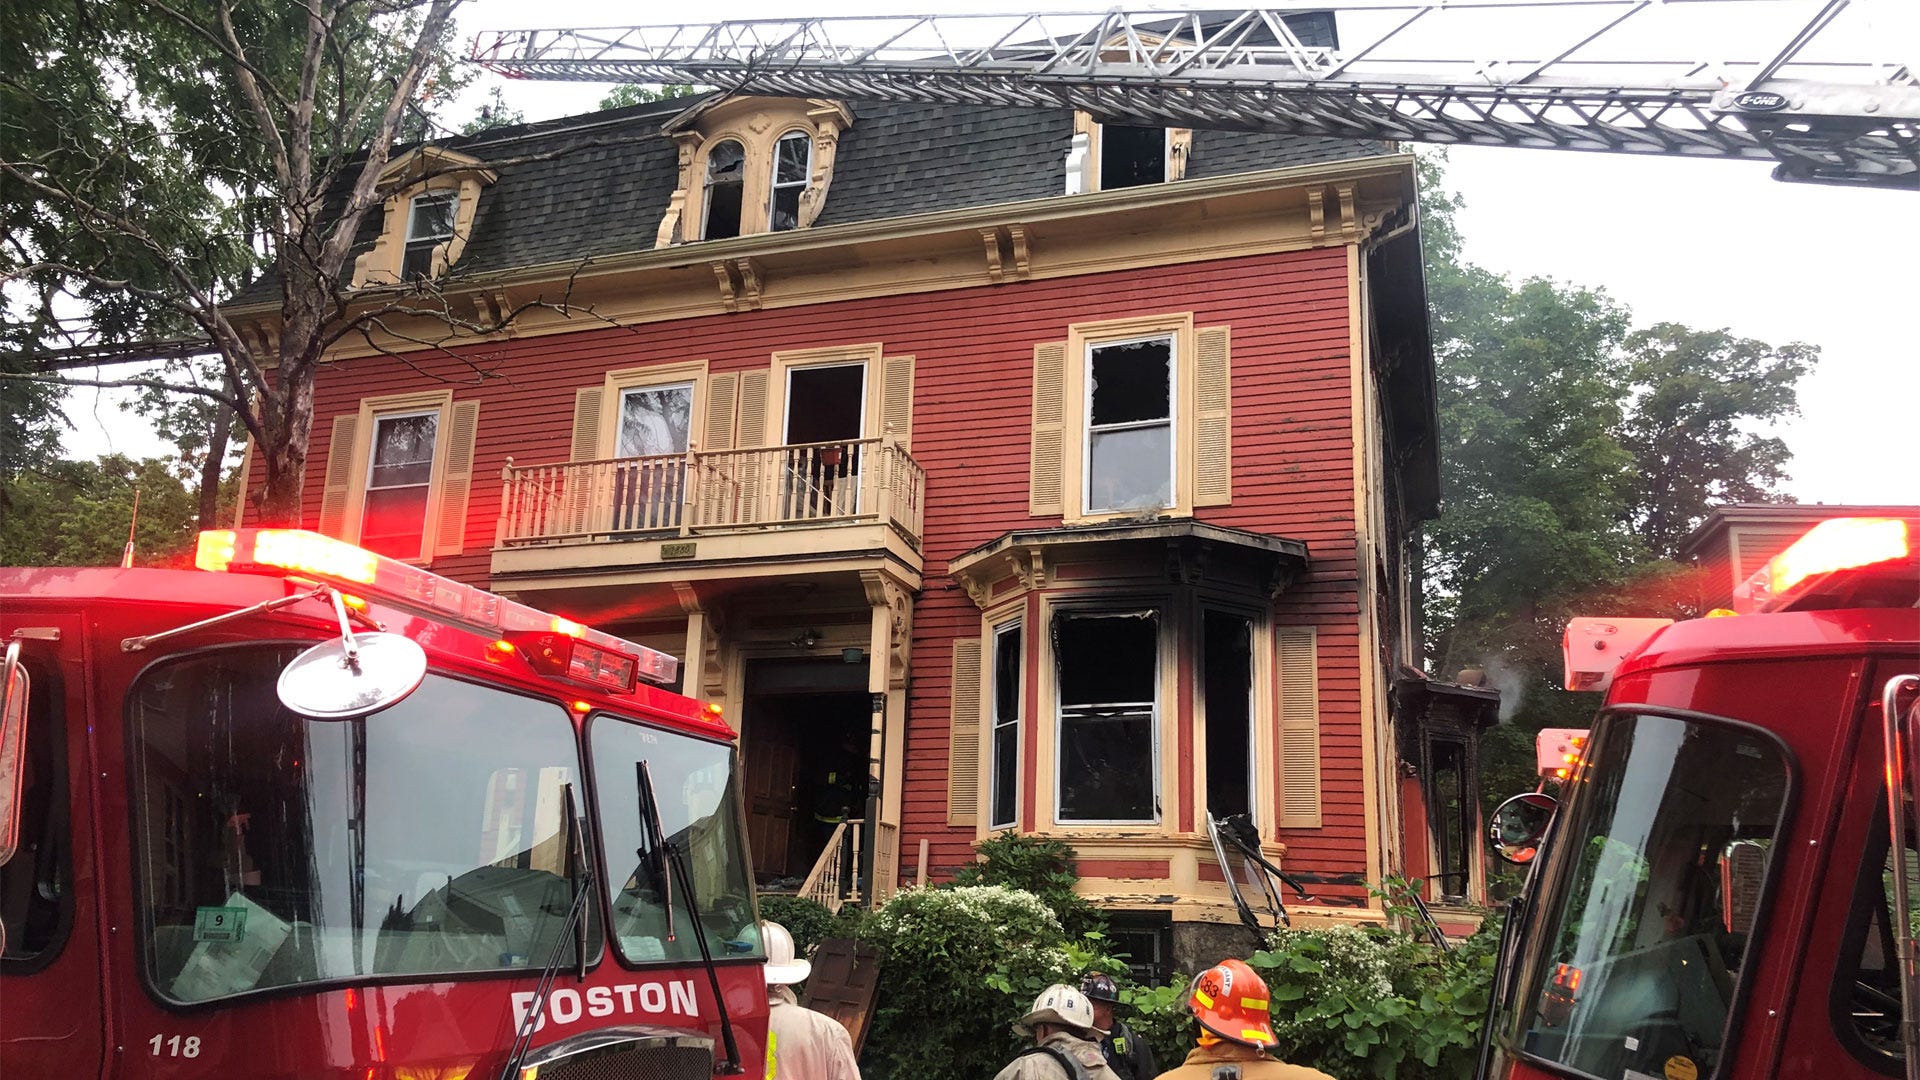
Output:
(857, 885), (1096, 1079)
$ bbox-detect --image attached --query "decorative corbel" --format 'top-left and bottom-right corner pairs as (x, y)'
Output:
(1307, 186), (1327, 244)
(735, 258), (765, 310)
(1007, 224), (1031, 278)
(1165, 539), (1209, 586)
(658, 132), (703, 248)
(860, 570), (915, 691)
(711, 261), (739, 312)
(1267, 560), (1302, 600)
(1011, 546), (1049, 590)
(960, 576), (994, 609)
(980, 228), (1006, 283)
(1335, 182), (1359, 243)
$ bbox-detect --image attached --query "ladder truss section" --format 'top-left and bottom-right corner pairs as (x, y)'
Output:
(472, 1), (1919, 188)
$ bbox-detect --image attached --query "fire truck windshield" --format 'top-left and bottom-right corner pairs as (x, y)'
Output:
(129, 644), (602, 1004)
(1507, 711), (1792, 1080)
(587, 714), (762, 966)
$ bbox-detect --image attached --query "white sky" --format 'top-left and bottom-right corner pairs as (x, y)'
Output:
(61, 0), (1920, 505)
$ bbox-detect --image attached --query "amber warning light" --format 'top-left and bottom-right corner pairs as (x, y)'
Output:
(194, 529), (677, 689)
(1736, 517), (1912, 612)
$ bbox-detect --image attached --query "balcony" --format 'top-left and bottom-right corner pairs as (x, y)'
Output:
(490, 437), (926, 594)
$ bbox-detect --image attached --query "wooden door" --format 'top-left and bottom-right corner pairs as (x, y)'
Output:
(742, 702), (800, 880)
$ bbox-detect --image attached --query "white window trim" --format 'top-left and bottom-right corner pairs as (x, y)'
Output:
(769, 129), (813, 232)
(781, 359), (869, 445)
(1082, 333), (1178, 516)
(361, 408), (441, 560)
(402, 192), (457, 277)
(988, 619), (1024, 831)
(1096, 123), (1174, 190)
(616, 381), (698, 459)
(1052, 608), (1164, 827)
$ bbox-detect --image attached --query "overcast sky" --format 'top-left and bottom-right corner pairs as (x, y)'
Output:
(62, 0), (1920, 505)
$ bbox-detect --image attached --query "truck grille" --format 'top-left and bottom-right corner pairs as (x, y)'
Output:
(517, 1027), (715, 1080)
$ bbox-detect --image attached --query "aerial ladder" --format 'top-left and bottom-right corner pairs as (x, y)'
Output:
(472, 0), (1918, 190)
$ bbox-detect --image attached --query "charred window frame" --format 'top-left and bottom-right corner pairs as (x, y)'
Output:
(1053, 610), (1160, 825)
(402, 192), (456, 279)
(1101, 125), (1168, 188)
(769, 131), (811, 233)
(988, 621), (1023, 831)
(1084, 335), (1175, 514)
(703, 139), (746, 241)
(1202, 610), (1255, 822)
(1422, 732), (1474, 903)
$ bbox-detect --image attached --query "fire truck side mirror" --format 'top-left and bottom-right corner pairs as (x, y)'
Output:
(0, 640), (30, 868)
(1489, 791), (1557, 866)
(276, 632), (428, 720)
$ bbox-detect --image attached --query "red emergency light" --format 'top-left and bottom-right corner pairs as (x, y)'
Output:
(1735, 517), (1913, 613)
(194, 529), (676, 690)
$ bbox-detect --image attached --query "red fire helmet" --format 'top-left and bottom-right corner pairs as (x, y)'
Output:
(1189, 959), (1277, 1049)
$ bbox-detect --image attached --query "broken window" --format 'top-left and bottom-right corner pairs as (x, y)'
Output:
(703, 140), (745, 241)
(1428, 738), (1471, 902)
(402, 192), (456, 279)
(361, 411), (437, 559)
(1101, 125), (1167, 189)
(1203, 611), (1254, 820)
(1086, 337), (1174, 513)
(1054, 612), (1158, 823)
(770, 131), (811, 232)
(989, 622), (1022, 829)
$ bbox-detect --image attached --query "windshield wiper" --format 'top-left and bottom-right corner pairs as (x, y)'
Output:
(499, 782), (593, 1080)
(637, 760), (744, 1075)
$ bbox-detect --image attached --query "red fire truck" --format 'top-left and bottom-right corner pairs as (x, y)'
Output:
(0, 529), (767, 1078)
(1478, 515), (1920, 1080)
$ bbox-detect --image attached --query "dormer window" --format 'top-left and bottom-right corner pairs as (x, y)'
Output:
(659, 96), (852, 248)
(770, 131), (811, 232)
(703, 140), (746, 241)
(403, 192), (457, 279)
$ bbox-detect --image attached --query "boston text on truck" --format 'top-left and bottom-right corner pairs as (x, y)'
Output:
(0, 528), (771, 1078)
(1474, 515), (1920, 1080)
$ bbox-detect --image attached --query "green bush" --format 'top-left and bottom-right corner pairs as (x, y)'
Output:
(756, 895), (838, 959)
(1246, 915), (1499, 1080)
(1120, 977), (1194, 1066)
(949, 833), (1107, 938)
(856, 885), (1093, 1079)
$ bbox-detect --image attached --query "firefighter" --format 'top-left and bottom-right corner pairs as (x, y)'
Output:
(761, 920), (861, 1080)
(1081, 973), (1159, 1080)
(993, 984), (1122, 1080)
(1151, 959), (1335, 1080)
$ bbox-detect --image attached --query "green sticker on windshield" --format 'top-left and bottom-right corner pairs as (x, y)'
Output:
(193, 905), (247, 943)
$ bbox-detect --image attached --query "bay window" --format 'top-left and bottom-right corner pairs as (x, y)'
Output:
(1055, 611), (1160, 823)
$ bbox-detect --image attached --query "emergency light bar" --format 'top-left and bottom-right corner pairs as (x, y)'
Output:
(1735, 517), (1913, 613)
(1536, 728), (1591, 780)
(194, 529), (678, 689)
(1562, 617), (1673, 693)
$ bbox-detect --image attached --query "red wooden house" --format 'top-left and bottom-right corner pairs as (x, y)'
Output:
(228, 72), (1473, 971)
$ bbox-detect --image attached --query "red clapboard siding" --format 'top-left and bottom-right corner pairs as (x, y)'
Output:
(296, 245), (1372, 887)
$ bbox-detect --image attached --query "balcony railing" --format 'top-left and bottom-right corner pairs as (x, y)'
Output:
(496, 436), (925, 548)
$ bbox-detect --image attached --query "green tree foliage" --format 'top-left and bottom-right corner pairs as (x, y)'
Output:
(2, 0), (488, 525)
(461, 86), (526, 134)
(949, 832), (1108, 938)
(597, 83), (703, 110)
(1416, 153), (1815, 810)
(1, 455), (203, 567)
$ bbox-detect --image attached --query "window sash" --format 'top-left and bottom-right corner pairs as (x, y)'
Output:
(406, 193), (456, 243)
(1084, 335), (1176, 514)
(362, 409), (439, 558)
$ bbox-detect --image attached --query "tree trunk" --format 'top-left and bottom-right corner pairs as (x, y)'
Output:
(197, 404), (233, 530)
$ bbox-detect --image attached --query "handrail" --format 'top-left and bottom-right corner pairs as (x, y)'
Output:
(797, 819), (865, 914)
(497, 437), (925, 549)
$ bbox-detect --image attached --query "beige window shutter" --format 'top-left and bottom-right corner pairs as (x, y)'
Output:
(432, 400), (481, 557)
(1194, 325), (1233, 507)
(1029, 341), (1068, 516)
(566, 387), (605, 537)
(736, 368), (772, 523)
(1276, 626), (1322, 829)
(882, 355), (915, 448)
(703, 372), (739, 451)
(948, 637), (985, 827)
(315, 415), (360, 539)
(231, 437), (254, 529)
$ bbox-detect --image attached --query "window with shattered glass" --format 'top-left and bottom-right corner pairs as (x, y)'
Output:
(1086, 337), (1174, 513)
(703, 140), (745, 241)
(770, 131), (811, 232)
(1054, 611), (1159, 823)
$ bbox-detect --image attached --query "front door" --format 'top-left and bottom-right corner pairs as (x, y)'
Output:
(742, 705), (801, 882)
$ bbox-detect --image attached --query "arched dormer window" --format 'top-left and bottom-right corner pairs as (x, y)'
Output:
(703, 139), (746, 241)
(770, 130), (811, 232)
(657, 96), (852, 248)
(352, 146), (496, 287)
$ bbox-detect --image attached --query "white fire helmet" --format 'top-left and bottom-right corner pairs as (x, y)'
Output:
(760, 920), (812, 986)
(1014, 983), (1102, 1037)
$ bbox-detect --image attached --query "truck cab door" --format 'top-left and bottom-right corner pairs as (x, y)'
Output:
(0, 619), (106, 1076)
